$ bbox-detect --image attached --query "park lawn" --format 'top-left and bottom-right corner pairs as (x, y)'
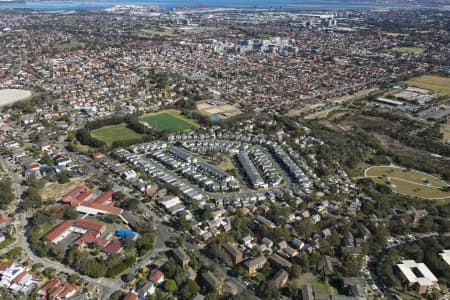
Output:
(54, 41), (86, 50)
(291, 273), (336, 294)
(391, 47), (424, 54)
(140, 109), (199, 132)
(40, 177), (87, 201)
(405, 75), (450, 97)
(370, 177), (450, 200)
(366, 166), (447, 188)
(91, 123), (143, 146)
(85, 216), (102, 223)
(39, 223), (55, 238)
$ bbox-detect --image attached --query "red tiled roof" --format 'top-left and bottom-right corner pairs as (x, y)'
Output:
(93, 191), (113, 204)
(43, 220), (73, 242)
(58, 282), (80, 298)
(26, 162), (40, 170)
(73, 219), (106, 234)
(12, 271), (27, 284)
(0, 262), (13, 271)
(62, 186), (92, 203)
(124, 293), (138, 300)
(12, 271), (36, 284)
(39, 279), (60, 293)
(93, 153), (105, 160)
(44, 204), (69, 212)
(0, 214), (9, 223)
(48, 286), (65, 299)
(74, 231), (109, 248)
(149, 269), (164, 283)
(102, 239), (122, 254)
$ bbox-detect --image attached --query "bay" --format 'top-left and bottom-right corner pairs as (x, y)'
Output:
(0, 0), (412, 11)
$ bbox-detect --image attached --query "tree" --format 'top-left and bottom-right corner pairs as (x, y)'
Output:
(164, 279), (178, 293)
(49, 244), (65, 261)
(58, 171), (71, 184)
(63, 206), (79, 219)
(342, 251), (363, 277)
(67, 273), (81, 285)
(25, 174), (45, 189)
(42, 268), (56, 278)
(119, 198), (139, 210)
(19, 186), (42, 211)
(0, 178), (15, 208)
(259, 280), (280, 300)
(162, 258), (179, 279)
(136, 232), (156, 256)
(179, 279), (200, 299)
(41, 152), (54, 166)
(290, 264), (302, 278)
(175, 215), (189, 231)
(6, 247), (22, 259)
(235, 289), (257, 300)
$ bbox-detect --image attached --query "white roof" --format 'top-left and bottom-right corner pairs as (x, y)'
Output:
(397, 260), (438, 286)
(439, 250), (450, 267)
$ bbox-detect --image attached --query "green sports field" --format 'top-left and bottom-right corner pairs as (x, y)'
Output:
(391, 47), (424, 54)
(365, 165), (450, 199)
(139, 110), (199, 132)
(91, 123), (143, 145)
(405, 75), (450, 97)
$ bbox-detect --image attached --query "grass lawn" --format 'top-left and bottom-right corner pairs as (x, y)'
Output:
(291, 273), (336, 294)
(139, 109), (199, 132)
(40, 177), (87, 201)
(39, 223), (55, 238)
(91, 123), (143, 146)
(371, 177), (450, 199)
(54, 41), (86, 50)
(85, 216), (102, 223)
(365, 166), (450, 199)
(366, 166), (447, 187)
(391, 47), (424, 54)
(405, 75), (450, 97)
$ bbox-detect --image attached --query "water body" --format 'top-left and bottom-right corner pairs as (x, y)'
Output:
(0, 0), (413, 11)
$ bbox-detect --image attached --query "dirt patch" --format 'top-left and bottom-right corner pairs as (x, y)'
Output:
(215, 156), (235, 172)
(197, 101), (242, 118)
(40, 177), (87, 201)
